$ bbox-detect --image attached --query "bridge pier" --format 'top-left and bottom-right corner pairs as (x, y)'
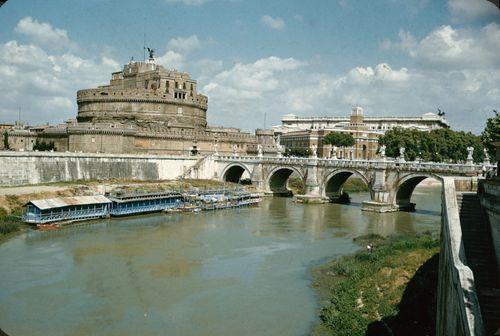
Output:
(361, 169), (399, 212)
(295, 159), (327, 203)
(250, 163), (265, 191)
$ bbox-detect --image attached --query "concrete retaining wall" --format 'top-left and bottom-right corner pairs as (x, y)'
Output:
(0, 151), (203, 186)
(436, 177), (484, 336)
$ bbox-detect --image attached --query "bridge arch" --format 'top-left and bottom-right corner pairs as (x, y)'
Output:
(394, 173), (442, 211)
(221, 163), (252, 183)
(321, 169), (370, 201)
(266, 166), (305, 196)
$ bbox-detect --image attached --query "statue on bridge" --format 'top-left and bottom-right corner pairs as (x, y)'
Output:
(398, 147), (406, 162)
(483, 148), (490, 165)
(213, 143), (219, 156)
(331, 146), (338, 159)
(257, 144), (263, 157)
(379, 145), (386, 160)
(232, 144), (238, 157)
(466, 146), (474, 165)
(276, 143), (283, 157)
(310, 144), (318, 158)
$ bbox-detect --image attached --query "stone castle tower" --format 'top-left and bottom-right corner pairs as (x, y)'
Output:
(77, 56), (208, 131)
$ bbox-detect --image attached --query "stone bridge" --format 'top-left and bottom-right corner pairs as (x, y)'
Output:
(212, 155), (494, 212)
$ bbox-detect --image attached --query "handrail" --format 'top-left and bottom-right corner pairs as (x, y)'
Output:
(214, 155), (496, 173)
(437, 177), (484, 335)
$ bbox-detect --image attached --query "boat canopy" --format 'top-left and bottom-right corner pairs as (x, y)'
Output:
(25, 195), (112, 210)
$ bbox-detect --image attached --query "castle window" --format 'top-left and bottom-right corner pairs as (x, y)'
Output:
(183, 83), (186, 90)
(191, 84), (194, 91)
(177, 107), (183, 116)
(175, 82), (178, 89)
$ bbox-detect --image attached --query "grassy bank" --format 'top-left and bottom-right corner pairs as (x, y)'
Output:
(0, 209), (24, 240)
(311, 234), (439, 336)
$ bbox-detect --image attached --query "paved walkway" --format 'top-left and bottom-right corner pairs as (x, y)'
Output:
(0, 185), (71, 196)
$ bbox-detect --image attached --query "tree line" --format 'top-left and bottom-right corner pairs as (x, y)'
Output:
(379, 111), (498, 163)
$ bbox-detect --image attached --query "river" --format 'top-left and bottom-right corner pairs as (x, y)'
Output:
(0, 185), (441, 336)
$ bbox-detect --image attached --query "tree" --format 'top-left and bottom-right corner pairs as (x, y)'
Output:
(378, 127), (484, 163)
(284, 147), (311, 157)
(324, 132), (355, 147)
(2, 131), (9, 150)
(481, 110), (499, 158)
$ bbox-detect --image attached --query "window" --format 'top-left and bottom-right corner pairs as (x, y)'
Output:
(177, 107), (183, 115)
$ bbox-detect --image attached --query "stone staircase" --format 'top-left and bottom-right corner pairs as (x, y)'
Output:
(457, 192), (500, 335)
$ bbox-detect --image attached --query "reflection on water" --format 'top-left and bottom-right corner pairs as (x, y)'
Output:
(0, 185), (441, 336)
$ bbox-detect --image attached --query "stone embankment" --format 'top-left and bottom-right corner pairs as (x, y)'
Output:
(0, 151), (215, 186)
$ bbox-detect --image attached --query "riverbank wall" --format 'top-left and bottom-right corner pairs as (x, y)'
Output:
(436, 177), (484, 336)
(0, 151), (216, 186)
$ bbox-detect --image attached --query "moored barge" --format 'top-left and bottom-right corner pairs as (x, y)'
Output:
(107, 190), (184, 216)
(23, 196), (112, 225)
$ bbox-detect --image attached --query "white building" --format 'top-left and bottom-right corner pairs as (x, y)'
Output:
(273, 110), (449, 135)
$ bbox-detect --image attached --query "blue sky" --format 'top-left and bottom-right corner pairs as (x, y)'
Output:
(0, 0), (499, 133)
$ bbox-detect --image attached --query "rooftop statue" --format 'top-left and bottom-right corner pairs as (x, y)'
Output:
(147, 47), (155, 60)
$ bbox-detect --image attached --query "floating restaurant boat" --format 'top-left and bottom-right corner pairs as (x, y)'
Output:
(23, 196), (112, 225)
(107, 190), (184, 217)
(22, 188), (262, 226)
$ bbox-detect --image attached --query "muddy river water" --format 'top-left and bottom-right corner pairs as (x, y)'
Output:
(0, 186), (441, 336)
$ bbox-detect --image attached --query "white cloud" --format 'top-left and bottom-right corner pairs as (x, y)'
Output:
(165, 0), (207, 5)
(201, 56), (302, 126)
(448, 0), (499, 22)
(380, 30), (417, 51)
(14, 17), (74, 51)
(194, 59), (224, 80)
(156, 50), (184, 70)
(0, 23), (119, 125)
(261, 15), (285, 30)
(167, 35), (204, 53)
(381, 23), (500, 69)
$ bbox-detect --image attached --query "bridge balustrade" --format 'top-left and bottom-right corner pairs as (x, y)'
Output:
(216, 155), (494, 174)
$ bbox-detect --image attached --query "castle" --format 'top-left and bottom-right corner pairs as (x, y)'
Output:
(2, 54), (275, 155)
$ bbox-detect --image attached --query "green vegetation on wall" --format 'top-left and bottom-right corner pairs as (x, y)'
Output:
(33, 139), (56, 151)
(378, 128), (485, 163)
(2, 131), (9, 150)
